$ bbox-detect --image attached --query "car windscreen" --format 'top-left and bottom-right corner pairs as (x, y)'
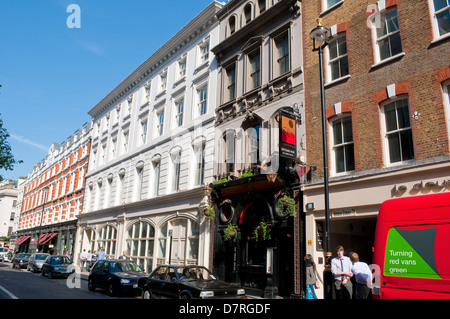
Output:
(110, 261), (141, 272)
(17, 254), (30, 258)
(178, 267), (216, 281)
(35, 254), (48, 260)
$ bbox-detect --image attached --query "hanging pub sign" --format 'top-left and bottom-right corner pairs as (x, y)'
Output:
(279, 110), (297, 161)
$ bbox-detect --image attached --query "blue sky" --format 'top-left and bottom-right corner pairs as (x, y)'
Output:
(0, 0), (221, 181)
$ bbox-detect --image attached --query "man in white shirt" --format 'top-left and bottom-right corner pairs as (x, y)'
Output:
(349, 251), (372, 299)
(331, 245), (353, 299)
(79, 249), (88, 271)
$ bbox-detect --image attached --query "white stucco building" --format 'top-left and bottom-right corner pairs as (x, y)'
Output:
(76, 1), (223, 272)
(0, 182), (18, 240)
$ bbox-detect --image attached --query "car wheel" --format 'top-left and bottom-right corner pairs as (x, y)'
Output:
(180, 293), (191, 299)
(47, 271), (52, 279)
(107, 282), (115, 297)
(142, 289), (152, 299)
(88, 279), (96, 292)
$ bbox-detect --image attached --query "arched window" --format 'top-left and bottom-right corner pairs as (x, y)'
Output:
(243, 3), (253, 25)
(157, 219), (199, 266)
(228, 16), (236, 36)
(97, 225), (117, 258)
(126, 221), (155, 273)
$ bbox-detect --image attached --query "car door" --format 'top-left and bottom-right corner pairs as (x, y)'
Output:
(162, 266), (180, 298)
(94, 261), (109, 289)
(148, 266), (167, 298)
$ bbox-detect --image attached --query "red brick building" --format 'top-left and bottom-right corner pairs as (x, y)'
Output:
(14, 123), (91, 255)
(302, 0), (450, 298)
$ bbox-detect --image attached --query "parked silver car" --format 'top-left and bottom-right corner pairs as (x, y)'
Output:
(27, 253), (50, 272)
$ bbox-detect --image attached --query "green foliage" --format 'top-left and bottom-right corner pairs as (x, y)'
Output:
(252, 222), (271, 241)
(0, 114), (22, 179)
(223, 223), (238, 242)
(201, 206), (215, 220)
(277, 195), (296, 217)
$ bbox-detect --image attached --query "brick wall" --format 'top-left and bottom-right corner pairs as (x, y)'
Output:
(303, 0), (450, 177)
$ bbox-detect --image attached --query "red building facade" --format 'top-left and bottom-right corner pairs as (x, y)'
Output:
(14, 123), (91, 255)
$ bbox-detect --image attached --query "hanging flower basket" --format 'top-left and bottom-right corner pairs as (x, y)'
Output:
(252, 222), (271, 242)
(223, 224), (238, 242)
(201, 206), (215, 221)
(276, 195), (296, 217)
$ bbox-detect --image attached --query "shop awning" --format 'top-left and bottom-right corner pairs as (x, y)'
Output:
(11, 236), (24, 245)
(41, 232), (58, 244)
(11, 235), (30, 245)
(30, 234), (48, 245)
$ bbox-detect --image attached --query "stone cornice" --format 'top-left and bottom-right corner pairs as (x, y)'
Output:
(88, 1), (223, 120)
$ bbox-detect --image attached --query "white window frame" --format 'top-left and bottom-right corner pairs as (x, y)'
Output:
(323, 0), (344, 12)
(330, 115), (355, 175)
(156, 109), (165, 137)
(247, 47), (261, 91)
(373, 7), (403, 63)
(174, 98), (184, 128)
(159, 70), (167, 93)
(197, 85), (208, 117)
(177, 55), (187, 80)
(198, 38), (210, 65)
(224, 62), (237, 102)
(380, 97), (415, 166)
(272, 28), (291, 79)
(326, 33), (349, 83)
(429, 0), (450, 40)
(140, 119), (148, 145)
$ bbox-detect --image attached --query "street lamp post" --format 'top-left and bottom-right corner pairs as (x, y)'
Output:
(37, 186), (49, 253)
(309, 18), (333, 299)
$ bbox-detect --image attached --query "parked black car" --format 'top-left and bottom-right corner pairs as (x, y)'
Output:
(41, 255), (74, 279)
(12, 253), (31, 269)
(139, 265), (246, 299)
(27, 253), (50, 272)
(88, 259), (146, 296)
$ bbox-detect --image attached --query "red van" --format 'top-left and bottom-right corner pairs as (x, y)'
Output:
(372, 192), (450, 299)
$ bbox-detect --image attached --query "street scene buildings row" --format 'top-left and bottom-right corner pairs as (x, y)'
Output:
(6, 0), (450, 299)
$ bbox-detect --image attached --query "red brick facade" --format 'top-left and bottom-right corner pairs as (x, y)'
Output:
(19, 140), (90, 230)
(303, 0), (450, 176)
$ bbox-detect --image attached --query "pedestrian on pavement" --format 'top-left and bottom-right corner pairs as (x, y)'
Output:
(304, 254), (322, 299)
(80, 249), (87, 270)
(118, 250), (128, 260)
(97, 247), (106, 260)
(86, 250), (92, 272)
(331, 245), (353, 299)
(90, 250), (98, 270)
(349, 252), (372, 299)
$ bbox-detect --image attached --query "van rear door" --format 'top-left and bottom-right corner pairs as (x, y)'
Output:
(373, 193), (450, 299)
